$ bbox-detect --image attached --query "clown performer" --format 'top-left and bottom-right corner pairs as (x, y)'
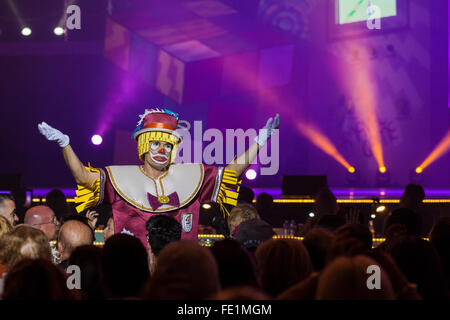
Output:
(38, 109), (280, 247)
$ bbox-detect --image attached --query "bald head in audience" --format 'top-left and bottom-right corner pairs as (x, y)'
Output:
(24, 206), (60, 241)
(58, 220), (94, 262)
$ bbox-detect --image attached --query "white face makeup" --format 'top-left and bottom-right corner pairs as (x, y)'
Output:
(148, 141), (172, 166)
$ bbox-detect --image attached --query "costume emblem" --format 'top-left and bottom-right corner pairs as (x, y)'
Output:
(181, 213), (193, 233)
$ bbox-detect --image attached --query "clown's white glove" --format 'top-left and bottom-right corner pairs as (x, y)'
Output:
(254, 114), (280, 147)
(38, 122), (70, 148)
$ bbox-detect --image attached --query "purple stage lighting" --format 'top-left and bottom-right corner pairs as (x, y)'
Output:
(91, 134), (103, 145)
(245, 169), (257, 180)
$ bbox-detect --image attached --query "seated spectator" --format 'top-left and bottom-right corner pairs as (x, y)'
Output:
(58, 220), (94, 269)
(315, 188), (339, 218)
(68, 245), (103, 300)
(255, 193), (274, 224)
(45, 189), (71, 223)
(214, 286), (269, 300)
(228, 203), (260, 237)
(237, 186), (255, 205)
(145, 214), (181, 274)
(24, 205), (60, 263)
(326, 224), (373, 263)
(255, 238), (313, 297)
(0, 215), (12, 237)
(2, 258), (78, 300)
(0, 225), (52, 271)
(235, 218), (276, 253)
(277, 272), (320, 300)
(298, 188), (339, 236)
(102, 234), (149, 299)
(302, 228), (334, 272)
(11, 187), (28, 224)
(399, 184), (425, 212)
(316, 214), (346, 233)
(389, 236), (448, 299)
(146, 240), (220, 300)
(0, 194), (18, 226)
(103, 213), (115, 242)
(315, 255), (395, 300)
(210, 239), (259, 289)
(429, 217), (450, 295)
(380, 208), (423, 252)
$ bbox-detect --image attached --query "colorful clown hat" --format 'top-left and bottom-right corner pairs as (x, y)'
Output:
(133, 108), (183, 161)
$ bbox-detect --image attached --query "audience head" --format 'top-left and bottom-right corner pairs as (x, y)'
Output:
(316, 214), (346, 232)
(316, 255), (395, 300)
(255, 193), (274, 221)
(0, 215), (13, 237)
(210, 239), (259, 289)
(302, 228), (334, 271)
(214, 286), (269, 300)
(237, 186), (255, 205)
(0, 193), (18, 226)
(102, 234), (149, 298)
(0, 225), (52, 270)
(314, 188), (339, 218)
(58, 220), (94, 262)
(68, 245), (103, 300)
(24, 205), (60, 241)
(400, 184), (425, 211)
(145, 214), (181, 256)
(389, 236), (448, 299)
(45, 189), (70, 222)
(235, 218), (276, 252)
(429, 217), (450, 291)
(228, 203), (259, 237)
(327, 223), (373, 263)
(150, 240), (220, 299)
(103, 216), (114, 241)
(255, 238), (313, 297)
(384, 208), (422, 238)
(2, 258), (77, 300)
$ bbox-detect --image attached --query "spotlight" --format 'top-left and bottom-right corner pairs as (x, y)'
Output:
(379, 166), (386, 173)
(245, 169), (257, 180)
(348, 166), (356, 173)
(54, 27), (64, 36)
(376, 205), (386, 213)
(308, 212), (315, 218)
(415, 167), (423, 174)
(91, 134), (103, 145)
(370, 214), (376, 219)
(21, 27), (32, 36)
(202, 203), (212, 210)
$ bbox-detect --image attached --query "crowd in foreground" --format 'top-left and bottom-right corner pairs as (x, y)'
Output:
(0, 183), (449, 300)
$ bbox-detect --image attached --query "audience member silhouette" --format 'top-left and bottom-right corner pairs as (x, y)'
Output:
(2, 258), (78, 300)
(145, 214), (181, 274)
(315, 255), (395, 300)
(255, 238), (313, 297)
(102, 234), (149, 299)
(429, 217), (450, 295)
(58, 220), (94, 269)
(302, 228), (334, 271)
(389, 236), (448, 299)
(68, 245), (103, 300)
(210, 239), (259, 290)
(45, 189), (71, 223)
(146, 240), (220, 300)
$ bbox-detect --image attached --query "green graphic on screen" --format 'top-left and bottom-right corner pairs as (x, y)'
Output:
(338, 0), (397, 24)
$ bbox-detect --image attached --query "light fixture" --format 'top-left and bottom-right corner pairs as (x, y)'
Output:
(21, 27), (32, 36)
(91, 134), (103, 145)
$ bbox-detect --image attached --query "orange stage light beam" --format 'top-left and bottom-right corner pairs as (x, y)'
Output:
(295, 120), (354, 171)
(417, 129), (450, 171)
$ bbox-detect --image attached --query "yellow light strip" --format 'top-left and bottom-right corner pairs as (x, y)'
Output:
(33, 198), (450, 204)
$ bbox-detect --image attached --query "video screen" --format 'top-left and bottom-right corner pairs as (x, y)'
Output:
(337, 0), (397, 24)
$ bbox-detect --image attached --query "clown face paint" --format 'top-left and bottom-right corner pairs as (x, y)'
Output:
(148, 141), (173, 167)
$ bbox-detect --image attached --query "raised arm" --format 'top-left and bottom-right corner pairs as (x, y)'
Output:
(38, 122), (99, 188)
(227, 114), (280, 178)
